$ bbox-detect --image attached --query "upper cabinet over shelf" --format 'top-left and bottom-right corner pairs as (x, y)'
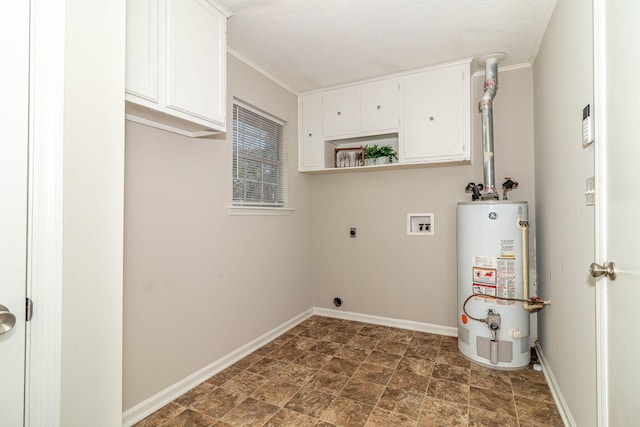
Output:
(298, 59), (471, 172)
(125, 0), (232, 137)
(322, 78), (400, 139)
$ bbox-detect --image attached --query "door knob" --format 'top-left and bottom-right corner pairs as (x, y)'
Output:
(0, 305), (16, 334)
(589, 261), (617, 281)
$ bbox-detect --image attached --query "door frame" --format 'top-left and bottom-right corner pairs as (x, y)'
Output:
(593, 0), (609, 425)
(24, 0), (65, 424)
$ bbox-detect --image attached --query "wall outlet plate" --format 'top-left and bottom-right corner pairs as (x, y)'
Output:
(407, 213), (434, 235)
(585, 176), (595, 206)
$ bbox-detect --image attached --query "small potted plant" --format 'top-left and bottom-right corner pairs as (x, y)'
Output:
(377, 145), (398, 164)
(364, 144), (398, 165)
(364, 144), (379, 166)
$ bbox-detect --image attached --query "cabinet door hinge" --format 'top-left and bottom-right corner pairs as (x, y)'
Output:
(26, 297), (33, 322)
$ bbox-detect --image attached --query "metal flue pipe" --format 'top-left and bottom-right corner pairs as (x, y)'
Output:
(478, 53), (506, 199)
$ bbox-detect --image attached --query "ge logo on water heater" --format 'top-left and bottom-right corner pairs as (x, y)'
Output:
(488, 212), (498, 220)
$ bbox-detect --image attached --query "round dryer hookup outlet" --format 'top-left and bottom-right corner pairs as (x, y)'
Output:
(333, 297), (343, 307)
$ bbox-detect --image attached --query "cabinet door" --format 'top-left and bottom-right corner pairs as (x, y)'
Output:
(402, 65), (470, 162)
(125, 0), (159, 103)
(360, 79), (400, 133)
(299, 94), (324, 171)
(322, 87), (358, 138)
(165, 0), (226, 127)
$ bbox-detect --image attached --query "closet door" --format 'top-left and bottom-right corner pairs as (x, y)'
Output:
(0, 1), (29, 424)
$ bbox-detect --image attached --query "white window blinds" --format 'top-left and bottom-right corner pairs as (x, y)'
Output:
(232, 102), (285, 206)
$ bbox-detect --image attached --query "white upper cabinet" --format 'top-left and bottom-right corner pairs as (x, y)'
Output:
(299, 94), (324, 171)
(401, 63), (470, 163)
(165, 0), (226, 125)
(297, 59), (471, 172)
(125, 0), (231, 137)
(126, 0), (159, 103)
(322, 79), (400, 139)
(360, 78), (400, 133)
(322, 87), (359, 138)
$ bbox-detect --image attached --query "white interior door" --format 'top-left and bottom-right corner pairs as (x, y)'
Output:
(0, 1), (30, 425)
(594, 0), (640, 425)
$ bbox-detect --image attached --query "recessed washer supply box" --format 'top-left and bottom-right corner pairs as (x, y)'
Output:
(407, 213), (434, 235)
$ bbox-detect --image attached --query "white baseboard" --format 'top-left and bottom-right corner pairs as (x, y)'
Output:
(122, 309), (314, 426)
(122, 307), (456, 425)
(535, 342), (575, 426)
(312, 307), (458, 337)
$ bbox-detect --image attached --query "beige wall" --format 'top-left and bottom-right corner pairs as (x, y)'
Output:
(62, 0), (125, 424)
(123, 54), (312, 409)
(533, 0), (596, 425)
(124, 59), (536, 410)
(309, 66), (536, 327)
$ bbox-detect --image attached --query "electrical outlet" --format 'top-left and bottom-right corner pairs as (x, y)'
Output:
(349, 227), (356, 238)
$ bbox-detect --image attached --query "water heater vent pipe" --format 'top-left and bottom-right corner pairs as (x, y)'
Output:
(478, 53), (506, 199)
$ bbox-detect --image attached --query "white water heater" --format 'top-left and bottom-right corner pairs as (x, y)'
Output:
(457, 200), (530, 370)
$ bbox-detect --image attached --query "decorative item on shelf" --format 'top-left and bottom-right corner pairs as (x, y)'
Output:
(364, 144), (398, 166)
(334, 147), (365, 168)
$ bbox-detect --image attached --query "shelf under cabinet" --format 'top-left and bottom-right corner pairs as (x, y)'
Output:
(300, 158), (471, 173)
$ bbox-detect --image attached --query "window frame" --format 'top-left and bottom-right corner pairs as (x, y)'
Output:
(231, 99), (287, 210)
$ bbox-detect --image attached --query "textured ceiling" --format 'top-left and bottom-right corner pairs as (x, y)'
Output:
(221, 0), (557, 94)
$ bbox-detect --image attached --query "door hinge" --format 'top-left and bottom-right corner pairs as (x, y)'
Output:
(26, 297), (33, 321)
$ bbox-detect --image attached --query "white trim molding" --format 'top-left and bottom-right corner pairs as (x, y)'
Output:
(25, 0), (65, 425)
(312, 307), (457, 337)
(122, 309), (314, 426)
(227, 206), (295, 216)
(593, 0), (609, 425)
(227, 48), (298, 95)
(125, 114), (218, 138)
(535, 343), (577, 426)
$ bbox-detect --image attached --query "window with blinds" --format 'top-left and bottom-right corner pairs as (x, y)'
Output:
(232, 101), (285, 206)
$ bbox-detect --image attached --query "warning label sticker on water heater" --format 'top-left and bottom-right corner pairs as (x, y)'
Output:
(472, 256), (516, 305)
(500, 239), (515, 258)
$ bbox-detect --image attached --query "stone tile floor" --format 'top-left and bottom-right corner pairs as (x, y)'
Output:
(134, 316), (563, 426)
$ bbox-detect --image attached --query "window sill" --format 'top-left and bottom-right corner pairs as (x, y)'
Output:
(227, 206), (295, 216)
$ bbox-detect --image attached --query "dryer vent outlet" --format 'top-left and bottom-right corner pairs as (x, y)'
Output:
(333, 297), (343, 307)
